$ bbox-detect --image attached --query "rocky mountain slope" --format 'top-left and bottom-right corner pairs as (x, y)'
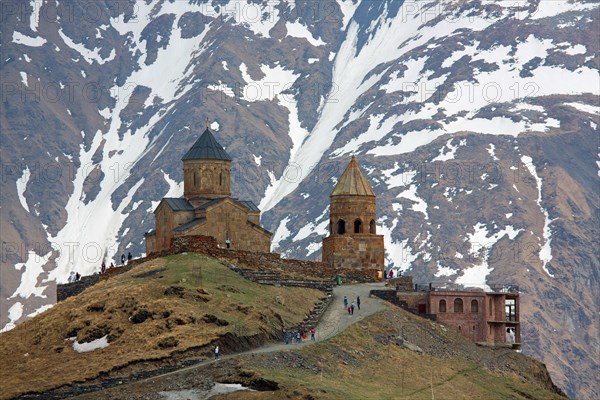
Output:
(1, 0), (598, 398)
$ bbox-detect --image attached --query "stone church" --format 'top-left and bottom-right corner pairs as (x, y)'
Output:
(322, 156), (385, 271)
(145, 126), (272, 254)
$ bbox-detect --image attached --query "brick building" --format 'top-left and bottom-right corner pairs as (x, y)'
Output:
(322, 156), (385, 272)
(145, 126), (272, 254)
(395, 277), (520, 348)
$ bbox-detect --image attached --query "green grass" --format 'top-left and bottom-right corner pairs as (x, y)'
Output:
(241, 311), (565, 400)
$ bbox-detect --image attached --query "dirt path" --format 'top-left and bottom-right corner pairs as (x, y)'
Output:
(142, 282), (386, 377)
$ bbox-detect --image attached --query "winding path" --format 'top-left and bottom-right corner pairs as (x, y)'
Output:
(143, 282), (385, 381)
(69, 282), (388, 399)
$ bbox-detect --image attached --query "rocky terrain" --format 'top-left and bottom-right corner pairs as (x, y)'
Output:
(1, 1), (598, 398)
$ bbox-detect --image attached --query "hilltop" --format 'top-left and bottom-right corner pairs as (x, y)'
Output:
(1, 253), (566, 399)
(0, 254), (324, 399)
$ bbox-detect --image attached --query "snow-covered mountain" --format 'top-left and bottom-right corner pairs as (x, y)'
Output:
(1, 1), (598, 398)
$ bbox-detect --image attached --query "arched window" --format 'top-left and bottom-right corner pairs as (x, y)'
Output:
(458, 325), (462, 332)
(193, 172), (197, 187)
(354, 219), (362, 233)
(337, 219), (346, 234)
(439, 300), (446, 313)
(471, 299), (479, 313)
(454, 298), (463, 313)
(489, 298), (493, 316)
(219, 172), (222, 186)
(370, 220), (376, 234)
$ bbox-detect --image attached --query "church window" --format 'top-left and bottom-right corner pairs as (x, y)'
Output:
(337, 219), (346, 234)
(439, 299), (446, 312)
(193, 172), (197, 187)
(471, 299), (479, 313)
(354, 219), (362, 233)
(370, 219), (376, 234)
(454, 298), (463, 313)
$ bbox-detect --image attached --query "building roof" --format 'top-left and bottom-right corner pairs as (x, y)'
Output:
(162, 198), (195, 211)
(174, 217), (206, 232)
(238, 200), (260, 212)
(331, 156), (376, 197)
(182, 128), (232, 161)
(196, 197), (227, 210)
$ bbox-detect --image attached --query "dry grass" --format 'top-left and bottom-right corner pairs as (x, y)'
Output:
(0, 253), (322, 399)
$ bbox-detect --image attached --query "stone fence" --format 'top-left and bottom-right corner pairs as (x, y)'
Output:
(57, 235), (380, 302)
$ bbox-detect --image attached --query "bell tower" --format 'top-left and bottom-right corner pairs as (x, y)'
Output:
(322, 156), (384, 273)
(182, 119), (232, 201)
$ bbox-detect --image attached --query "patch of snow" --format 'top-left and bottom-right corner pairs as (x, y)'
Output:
(210, 121), (220, 131)
(563, 102), (600, 115)
(530, 0), (598, 20)
(13, 31), (46, 47)
(435, 263), (458, 277)
(20, 72), (28, 87)
(222, 61), (229, 70)
(58, 29), (116, 65)
(286, 21), (325, 46)
(432, 138), (460, 161)
(72, 335), (109, 353)
(27, 304), (53, 318)
(253, 154), (262, 166)
(558, 44), (587, 55)
(378, 217), (418, 272)
(487, 144), (499, 161)
(397, 185), (428, 219)
(336, 0), (361, 30)
(521, 156), (556, 277)
(9, 250), (53, 299)
(272, 216), (291, 248)
(16, 166), (31, 212)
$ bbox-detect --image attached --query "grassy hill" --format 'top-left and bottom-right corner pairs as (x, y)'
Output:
(0, 254), (323, 399)
(228, 310), (567, 399)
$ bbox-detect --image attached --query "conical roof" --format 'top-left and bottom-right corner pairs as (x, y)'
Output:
(331, 156), (376, 196)
(182, 128), (232, 161)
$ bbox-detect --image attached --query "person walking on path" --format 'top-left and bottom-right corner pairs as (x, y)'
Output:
(121, 254), (125, 266)
(225, 239), (231, 249)
(296, 331), (301, 344)
(347, 304), (351, 315)
(351, 301), (355, 315)
(284, 331), (289, 345)
(214, 345), (219, 361)
(343, 295), (348, 309)
(127, 252), (132, 263)
(357, 296), (361, 310)
(101, 261), (106, 274)
(310, 328), (315, 341)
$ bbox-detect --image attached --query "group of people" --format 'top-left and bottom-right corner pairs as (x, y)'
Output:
(343, 295), (361, 315)
(284, 327), (316, 344)
(384, 269), (401, 279)
(100, 252), (133, 274)
(67, 271), (81, 283)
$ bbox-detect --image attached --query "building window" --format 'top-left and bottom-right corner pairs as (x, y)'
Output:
(471, 299), (479, 313)
(489, 298), (493, 316)
(454, 298), (463, 313)
(354, 219), (362, 233)
(505, 299), (517, 322)
(370, 219), (376, 234)
(439, 300), (446, 312)
(458, 325), (462, 332)
(337, 219), (346, 234)
(193, 172), (197, 187)
(219, 172), (222, 186)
